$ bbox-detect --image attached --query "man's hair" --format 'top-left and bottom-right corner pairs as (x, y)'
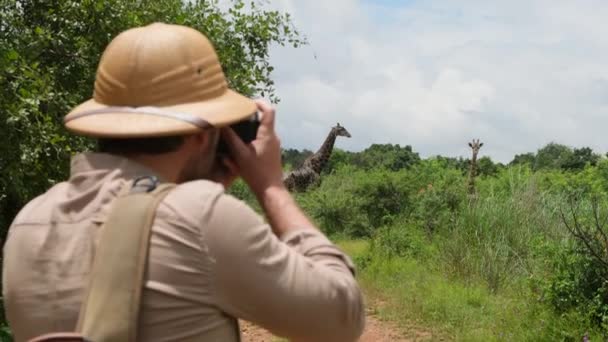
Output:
(97, 136), (186, 155)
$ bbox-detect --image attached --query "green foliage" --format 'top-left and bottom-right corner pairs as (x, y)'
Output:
(431, 155), (470, 174)
(269, 143), (608, 337)
(543, 242), (608, 329)
(562, 147), (601, 171)
(349, 143), (421, 171)
(411, 167), (465, 235)
(295, 166), (416, 238)
(510, 152), (535, 167)
(509, 143), (600, 172)
(323, 148), (352, 174)
(360, 255), (605, 341)
(281, 148), (312, 170)
(533, 143), (574, 170)
(443, 192), (555, 292)
(477, 156), (502, 177)
(371, 219), (433, 260)
(540, 195), (608, 329)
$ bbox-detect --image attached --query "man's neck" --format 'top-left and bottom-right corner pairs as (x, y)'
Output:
(129, 153), (186, 183)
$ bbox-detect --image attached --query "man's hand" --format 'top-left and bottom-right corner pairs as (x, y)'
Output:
(221, 99), (285, 196)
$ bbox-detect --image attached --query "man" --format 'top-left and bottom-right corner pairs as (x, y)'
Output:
(2, 23), (365, 341)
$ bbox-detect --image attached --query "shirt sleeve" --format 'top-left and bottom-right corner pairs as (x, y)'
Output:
(202, 194), (365, 342)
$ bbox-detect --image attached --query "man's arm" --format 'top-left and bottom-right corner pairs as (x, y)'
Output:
(221, 100), (326, 239)
(214, 100), (365, 340)
(256, 185), (315, 238)
(204, 193), (365, 341)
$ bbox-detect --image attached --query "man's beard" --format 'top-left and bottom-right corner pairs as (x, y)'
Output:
(178, 132), (219, 183)
(178, 149), (217, 183)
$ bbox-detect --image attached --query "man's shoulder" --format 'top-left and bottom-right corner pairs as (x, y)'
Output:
(11, 181), (70, 226)
(161, 180), (253, 220)
(167, 179), (232, 203)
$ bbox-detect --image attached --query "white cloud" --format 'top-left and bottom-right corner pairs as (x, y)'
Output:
(263, 0), (608, 162)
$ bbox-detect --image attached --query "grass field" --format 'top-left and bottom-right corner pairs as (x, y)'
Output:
(337, 239), (604, 341)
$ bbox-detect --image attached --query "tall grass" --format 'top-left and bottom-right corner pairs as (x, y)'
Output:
(359, 255), (604, 341)
(441, 179), (564, 293)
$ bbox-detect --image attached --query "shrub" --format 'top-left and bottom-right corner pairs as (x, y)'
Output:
(371, 218), (434, 260)
(541, 195), (608, 331)
(297, 186), (370, 237)
(297, 166), (415, 237)
(411, 168), (465, 235)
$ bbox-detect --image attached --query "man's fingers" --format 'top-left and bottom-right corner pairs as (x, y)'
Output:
(255, 99), (275, 129)
(222, 157), (239, 176)
(222, 127), (249, 157)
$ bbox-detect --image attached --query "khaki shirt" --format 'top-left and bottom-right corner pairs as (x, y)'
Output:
(3, 153), (365, 342)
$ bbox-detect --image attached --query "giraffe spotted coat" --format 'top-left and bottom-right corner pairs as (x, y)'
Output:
(283, 123), (351, 192)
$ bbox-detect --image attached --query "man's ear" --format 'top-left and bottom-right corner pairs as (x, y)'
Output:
(196, 129), (220, 151)
(181, 131), (209, 153)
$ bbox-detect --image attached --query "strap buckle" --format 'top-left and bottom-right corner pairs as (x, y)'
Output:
(132, 175), (160, 193)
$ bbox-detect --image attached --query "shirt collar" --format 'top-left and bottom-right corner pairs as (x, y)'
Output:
(70, 152), (166, 182)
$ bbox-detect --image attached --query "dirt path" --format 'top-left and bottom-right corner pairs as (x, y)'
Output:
(240, 311), (433, 342)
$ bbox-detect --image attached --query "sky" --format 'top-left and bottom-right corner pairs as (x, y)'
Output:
(258, 0), (608, 163)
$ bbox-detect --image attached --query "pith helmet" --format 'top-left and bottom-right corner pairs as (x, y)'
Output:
(64, 22), (257, 138)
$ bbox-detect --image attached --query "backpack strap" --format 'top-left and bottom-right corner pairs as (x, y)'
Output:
(75, 177), (175, 342)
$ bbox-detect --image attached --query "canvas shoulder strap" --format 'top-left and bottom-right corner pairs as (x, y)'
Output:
(75, 177), (176, 342)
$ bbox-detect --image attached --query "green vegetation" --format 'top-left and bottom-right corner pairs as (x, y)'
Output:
(236, 143), (608, 340)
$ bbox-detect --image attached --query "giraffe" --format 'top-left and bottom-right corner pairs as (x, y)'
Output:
(467, 139), (483, 196)
(283, 123), (351, 192)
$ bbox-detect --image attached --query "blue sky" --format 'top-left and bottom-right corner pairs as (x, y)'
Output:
(263, 0), (608, 163)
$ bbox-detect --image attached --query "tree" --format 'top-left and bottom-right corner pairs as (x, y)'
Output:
(562, 147), (601, 171)
(477, 156), (501, 177)
(350, 143), (420, 171)
(281, 148), (313, 170)
(431, 156), (469, 174)
(510, 152), (535, 167)
(530, 144), (600, 172)
(324, 148), (354, 175)
(0, 0), (306, 239)
(533, 143), (573, 171)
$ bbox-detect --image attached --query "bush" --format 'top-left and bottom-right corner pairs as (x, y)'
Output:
(371, 218), (434, 260)
(411, 168), (465, 235)
(297, 185), (370, 237)
(297, 166), (415, 237)
(543, 242), (608, 330)
(540, 195), (608, 331)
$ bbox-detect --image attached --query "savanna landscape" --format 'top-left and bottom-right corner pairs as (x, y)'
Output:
(233, 142), (608, 341)
(1, 1), (608, 341)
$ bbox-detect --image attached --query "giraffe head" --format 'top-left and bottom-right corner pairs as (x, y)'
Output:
(333, 123), (351, 138)
(468, 139), (483, 154)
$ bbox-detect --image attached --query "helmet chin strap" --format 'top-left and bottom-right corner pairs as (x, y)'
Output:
(64, 106), (212, 129)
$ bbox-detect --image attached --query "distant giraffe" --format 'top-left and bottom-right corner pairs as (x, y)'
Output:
(467, 139), (483, 196)
(283, 123), (351, 192)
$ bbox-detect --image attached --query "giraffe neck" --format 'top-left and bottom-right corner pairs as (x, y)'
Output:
(309, 130), (337, 174)
(470, 152), (478, 176)
(467, 151), (478, 193)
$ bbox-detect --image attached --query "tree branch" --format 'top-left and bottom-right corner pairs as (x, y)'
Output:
(560, 197), (608, 273)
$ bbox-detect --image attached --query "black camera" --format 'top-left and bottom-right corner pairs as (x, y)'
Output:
(217, 112), (260, 155)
